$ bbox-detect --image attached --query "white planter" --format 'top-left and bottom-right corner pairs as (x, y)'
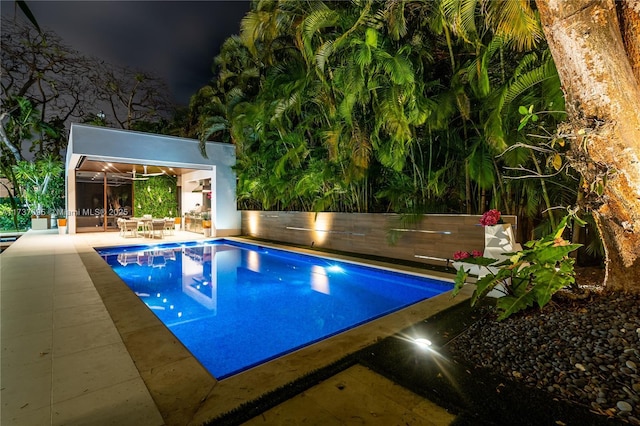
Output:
(31, 217), (50, 230)
(453, 260), (507, 298)
(484, 223), (516, 261)
(58, 226), (67, 235)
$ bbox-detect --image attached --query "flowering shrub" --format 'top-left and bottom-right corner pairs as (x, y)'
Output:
(453, 250), (483, 260)
(453, 213), (584, 321)
(479, 209), (501, 226)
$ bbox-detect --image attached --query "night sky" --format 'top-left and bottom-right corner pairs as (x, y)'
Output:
(1, 1), (251, 105)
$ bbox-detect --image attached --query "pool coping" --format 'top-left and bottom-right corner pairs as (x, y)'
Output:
(78, 236), (473, 425)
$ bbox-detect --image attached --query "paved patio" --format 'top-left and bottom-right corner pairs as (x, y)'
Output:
(1, 229), (472, 425)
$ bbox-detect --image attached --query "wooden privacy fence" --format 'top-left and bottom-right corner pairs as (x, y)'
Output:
(241, 211), (518, 267)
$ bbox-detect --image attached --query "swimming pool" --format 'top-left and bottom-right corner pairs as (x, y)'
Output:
(97, 239), (453, 379)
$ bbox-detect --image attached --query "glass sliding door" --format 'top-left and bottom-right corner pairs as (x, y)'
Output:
(106, 175), (132, 230)
(75, 171), (105, 232)
(75, 171), (133, 232)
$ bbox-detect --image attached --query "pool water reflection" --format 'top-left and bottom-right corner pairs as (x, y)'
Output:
(97, 240), (453, 379)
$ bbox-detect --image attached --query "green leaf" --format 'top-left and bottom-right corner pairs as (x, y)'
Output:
(531, 262), (576, 307)
(365, 27), (378, 47)
(458, 256), (500, 267)
(517, 118), (528, 131)
(496, 292), (537, 321)
(452, 267), (470, 297)
(468, 148), (496, 190)
(534, 244), (581, 265)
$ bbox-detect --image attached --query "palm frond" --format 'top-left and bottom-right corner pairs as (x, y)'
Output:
(384, 0), (408, 40)
(468, 145), (495, 190)
(322, 125), (343, 161)
(354, 41), (373, 69)
(377, 51), (415, 85)
(441, 0), (479, 44)
(315, 40), (335, 73)
(301, 7), (340, 64)
(338, 93), (357, 125)
(503, 57), (558, 107)
(272, 92), (300, 122)
(484, 0), (543, 51)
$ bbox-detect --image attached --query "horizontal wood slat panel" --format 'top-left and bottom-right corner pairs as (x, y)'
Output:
(241, 211), (517, 267)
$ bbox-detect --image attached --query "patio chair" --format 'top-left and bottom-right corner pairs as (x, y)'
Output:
(164, 218), (175, 236)
(121, 219), (139, 238)
(148, 219), (165, 239)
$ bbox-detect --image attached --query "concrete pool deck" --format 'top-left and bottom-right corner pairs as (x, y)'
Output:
(1, 229), (473, 425)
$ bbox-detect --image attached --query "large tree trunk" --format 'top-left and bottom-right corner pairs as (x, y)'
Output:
(616, 1), (640, 83)
(536, 0), (640, 292)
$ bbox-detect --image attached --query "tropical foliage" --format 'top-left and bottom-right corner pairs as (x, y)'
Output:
(133, 176), (178, 219)
(0, 200), (30, 231)
(1, 16), (178, 229)
(190, 0), (578, 241)
(12, 155), (64, 217)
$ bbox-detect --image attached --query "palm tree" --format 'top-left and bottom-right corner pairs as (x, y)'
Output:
(195, 0), (574, 224)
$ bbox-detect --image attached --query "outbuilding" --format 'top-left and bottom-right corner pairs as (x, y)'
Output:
(65, 123), (240, 235)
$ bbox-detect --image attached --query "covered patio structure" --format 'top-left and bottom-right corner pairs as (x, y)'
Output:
(65, 124), (240, 236)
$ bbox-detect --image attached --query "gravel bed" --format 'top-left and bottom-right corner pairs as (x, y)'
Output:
(448, 291), (640, 424)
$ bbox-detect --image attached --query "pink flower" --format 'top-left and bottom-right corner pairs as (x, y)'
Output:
(471, 250), (483, 257)
(479, 209), (501, 226)
(453, 251), (471, 260)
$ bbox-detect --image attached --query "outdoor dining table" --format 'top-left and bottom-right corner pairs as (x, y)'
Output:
(130, 217), (154, 237)
(121, 217), (172, 239)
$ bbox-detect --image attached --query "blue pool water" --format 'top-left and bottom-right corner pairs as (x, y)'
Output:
(97, 239), (452, 379)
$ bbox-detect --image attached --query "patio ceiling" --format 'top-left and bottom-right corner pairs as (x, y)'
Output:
(76, 158), (194, 176)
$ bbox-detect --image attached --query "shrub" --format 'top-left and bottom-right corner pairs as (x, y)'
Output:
(0, 200), (30, 231)
(453, 213), (584, 320)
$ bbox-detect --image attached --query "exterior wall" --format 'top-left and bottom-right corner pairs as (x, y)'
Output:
(241, 211), (518, 267)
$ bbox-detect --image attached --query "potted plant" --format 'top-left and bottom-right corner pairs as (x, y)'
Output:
(479, 209), (516, 260)
(451, 250), (485, 276)
(12, 156), (64, 230)
(56, 211), (67, 234)
(453, 213), (584, 320)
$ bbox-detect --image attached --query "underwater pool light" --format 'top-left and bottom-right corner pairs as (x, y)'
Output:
(327, 265), (344, 273)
